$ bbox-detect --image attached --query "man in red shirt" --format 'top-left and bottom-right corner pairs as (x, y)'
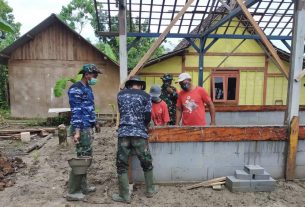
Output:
(176, 73), (216, 126)
(150, 85), (170, 126)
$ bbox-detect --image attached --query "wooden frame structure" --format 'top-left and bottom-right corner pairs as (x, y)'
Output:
(94, 0), (305, 181)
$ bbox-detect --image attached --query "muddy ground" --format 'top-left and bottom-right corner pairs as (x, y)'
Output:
(1, 127), (305, 207)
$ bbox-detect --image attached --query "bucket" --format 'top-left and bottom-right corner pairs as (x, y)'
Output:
(68, 156), (92, 175)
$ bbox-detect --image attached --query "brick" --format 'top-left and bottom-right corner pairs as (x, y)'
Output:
(226, 176), (251, 188)
(244, 165), (265, 175)
(235, 170), (251, 180)
(253, 171), (271, 180)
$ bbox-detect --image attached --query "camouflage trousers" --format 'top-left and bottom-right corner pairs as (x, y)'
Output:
(116, 136), (153, 175)
(75, 128), (94, 157)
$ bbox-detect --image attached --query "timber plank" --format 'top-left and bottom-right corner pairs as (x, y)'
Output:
(148, 126), (305, 143)
(286, 117), (299, 180)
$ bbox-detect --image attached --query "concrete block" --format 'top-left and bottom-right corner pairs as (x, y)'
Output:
(250, 177), (276, 187)
(244, 165), (264, 175)
(253, 171), (271, 180)
(226, 176), (250, 188)
(229, 186), (253, 192)
(251, 185), (275, 192)
(235, 170), (251, 180)
(20, 132), (31, 142)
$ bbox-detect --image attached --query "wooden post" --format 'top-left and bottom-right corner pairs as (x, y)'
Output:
(119, 0), (195, 89)
(286, 117), (299, 180)
(235, 0), (289, 79)
(119, 0), (128, 84)
(285, 0), (305, 180)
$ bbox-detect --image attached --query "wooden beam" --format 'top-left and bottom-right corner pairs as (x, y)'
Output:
(119, 0), (195, 89)
(149, 126), (288, 142)
(235, 0), (289, 79)
(149, 125), (305, 143)
(286, 116), (299, 180)
(294, 69), (305, 82)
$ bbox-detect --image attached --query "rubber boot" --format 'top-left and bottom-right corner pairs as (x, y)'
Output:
(144, 170), (157, 198)
(66, 171), (85, 201)
(112, 173), (131, 203)
(81, 174), (96, 194)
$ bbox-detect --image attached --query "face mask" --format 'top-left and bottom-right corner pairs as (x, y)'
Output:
(88, 78), (97, 85)
(180, 81), (190, 91)
(151, 97), (160, 103)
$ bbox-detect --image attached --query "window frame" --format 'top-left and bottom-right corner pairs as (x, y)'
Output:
(211, 70), (240, 104)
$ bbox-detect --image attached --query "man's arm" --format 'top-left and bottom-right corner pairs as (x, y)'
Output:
(68, 87), (83, 142)
(176, 107), (182, 126)
(144, 95), (152, 127)
(206, 100), (216, 125)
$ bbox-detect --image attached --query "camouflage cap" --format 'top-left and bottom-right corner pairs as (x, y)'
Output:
(78, 64), (102, 74)
(161, 73), (173, 81)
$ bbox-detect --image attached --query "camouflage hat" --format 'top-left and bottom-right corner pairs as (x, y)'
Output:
(78, 64), (102, 74)
(161, 74), (173, 81)
(125, 75), (146, 90)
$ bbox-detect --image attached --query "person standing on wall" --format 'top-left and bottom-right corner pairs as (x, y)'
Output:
(176, 72), (216, 126)
(66, 64), (101, 201)
(150, 85), (170, 126)
(160, 74), (179, 125)
(112, 76), (157, 203)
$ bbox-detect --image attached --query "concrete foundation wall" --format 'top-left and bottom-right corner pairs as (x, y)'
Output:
(131, 140), (305, 182)
(206, 111), (305, 125)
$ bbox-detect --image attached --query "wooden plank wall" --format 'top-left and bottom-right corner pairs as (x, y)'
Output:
(10, 22), (103, 61)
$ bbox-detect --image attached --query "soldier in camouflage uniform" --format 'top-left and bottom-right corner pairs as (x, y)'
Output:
(66, 64), (101, 201)
(112, 76), (157, 203)
(160, 74), (178, 125)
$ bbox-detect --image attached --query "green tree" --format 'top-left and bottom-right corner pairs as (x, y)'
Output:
(0, 0), (21, 109)
(59, 0), (98, 34)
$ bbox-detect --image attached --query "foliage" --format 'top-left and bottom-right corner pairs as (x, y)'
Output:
(53, 73), (82, 97)
(0, 0), (21, 109)
(0, 17), (13, 33)
(59, 0), (98, 34)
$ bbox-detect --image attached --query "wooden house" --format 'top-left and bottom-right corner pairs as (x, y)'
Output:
(0, 14), (119, 118)
(140, 17), (305, 111)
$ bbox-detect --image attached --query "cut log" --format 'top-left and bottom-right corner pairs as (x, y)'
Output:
(186, 177), (226, 190)
(26, 134), (53, 153)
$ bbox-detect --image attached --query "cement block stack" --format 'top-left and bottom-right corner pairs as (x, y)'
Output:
(226, 165), (276, 192)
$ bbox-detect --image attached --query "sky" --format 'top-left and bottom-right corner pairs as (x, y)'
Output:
(7, 0), (98, 42)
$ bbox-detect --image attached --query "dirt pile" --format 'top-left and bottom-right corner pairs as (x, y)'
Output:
(0, 153), (25, 190)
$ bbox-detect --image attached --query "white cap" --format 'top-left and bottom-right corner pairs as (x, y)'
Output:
(176, 72), (192, 83)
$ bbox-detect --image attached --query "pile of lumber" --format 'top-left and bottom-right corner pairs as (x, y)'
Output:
(0, 153), (25, 191)
(0, 128), (56, 141)
(186, 177), (226, 190)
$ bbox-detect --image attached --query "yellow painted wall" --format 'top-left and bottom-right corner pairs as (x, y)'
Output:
(266, 76), (288, 105)
(239, 71), (264, 105)
(188, 17), (264, 54)
(141, 56), (182, 74)
(185, 56), (265, 68)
